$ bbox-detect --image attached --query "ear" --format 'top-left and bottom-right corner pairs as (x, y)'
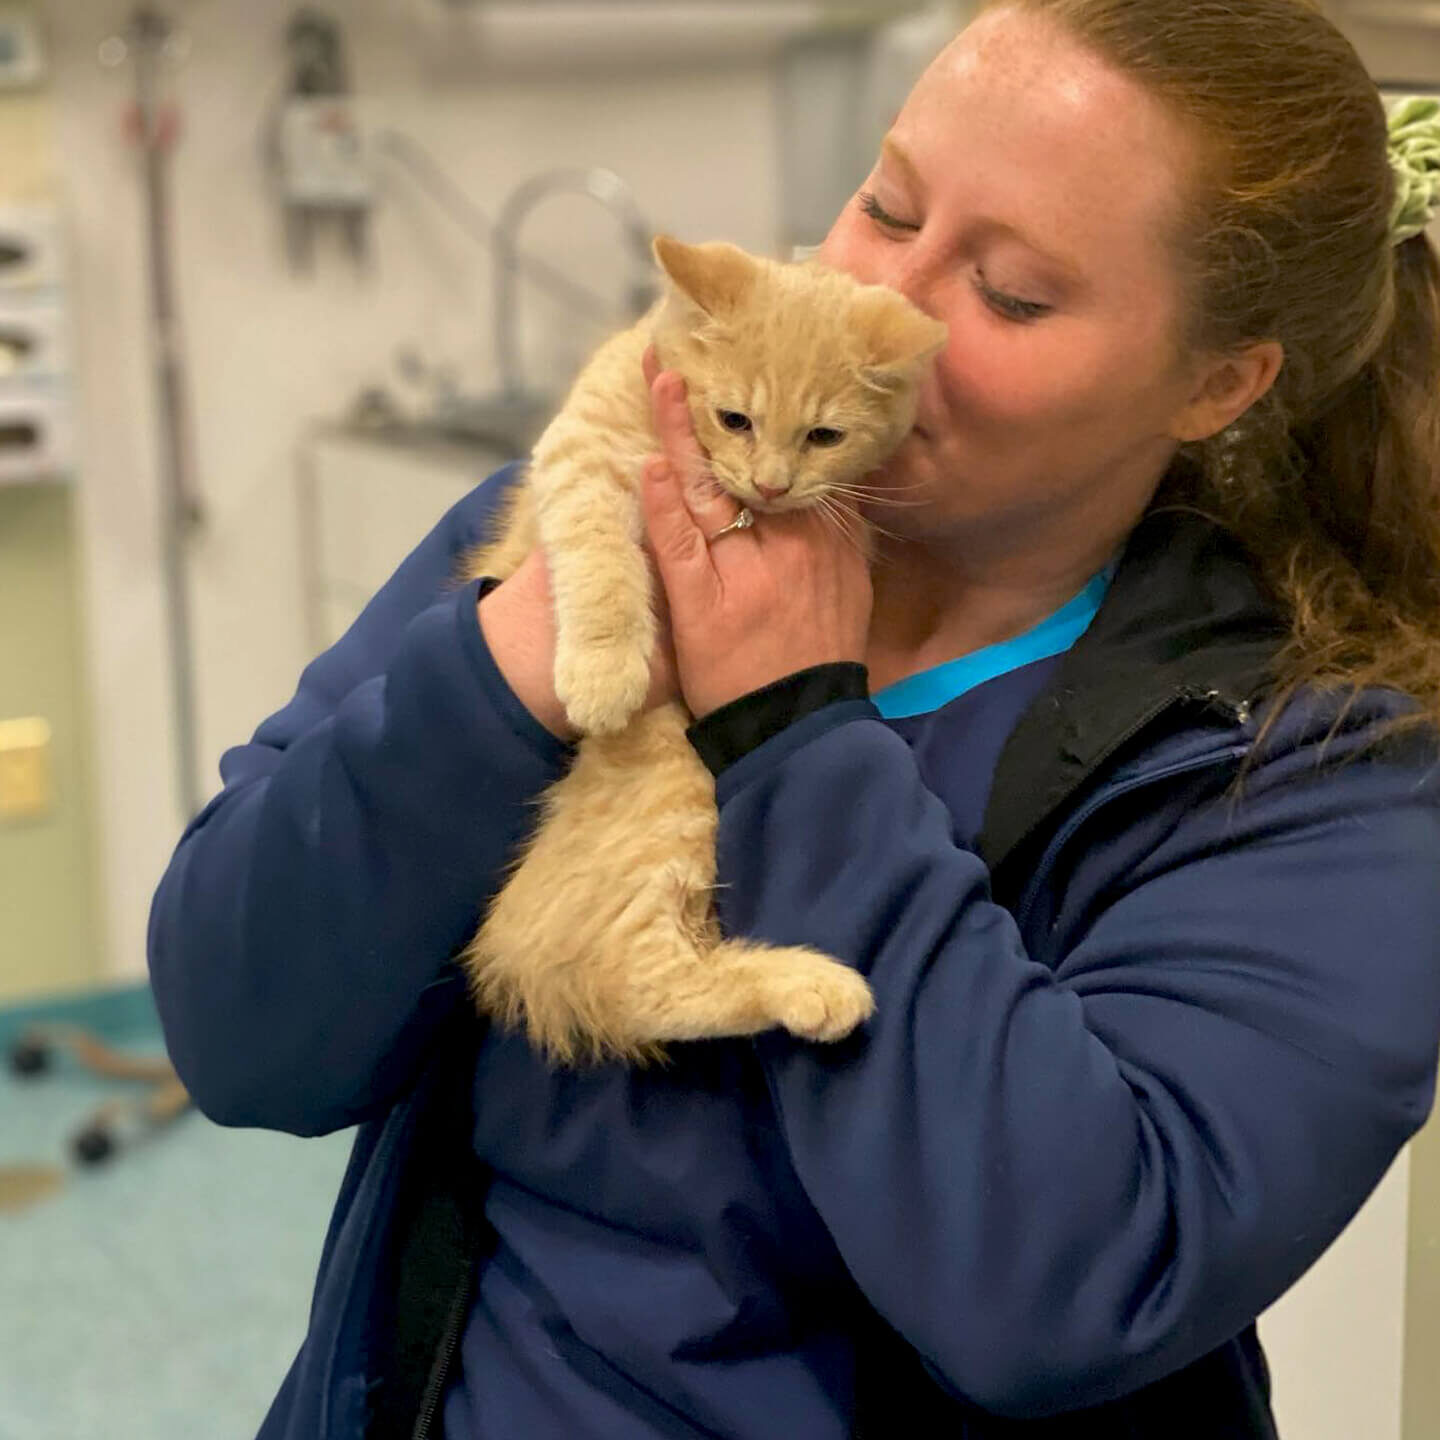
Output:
(652, 235), (761, 319)
(851, 285), (948, 386)
(1170, 340), (1284, 443)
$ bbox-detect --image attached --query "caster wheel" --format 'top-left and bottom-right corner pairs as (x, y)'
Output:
(72, 1124), (116, 1166)
(8, 1034), (51, 1077)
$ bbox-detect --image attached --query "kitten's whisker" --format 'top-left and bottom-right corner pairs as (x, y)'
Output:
(832, 482), (931, 501)
(868, 476), (932, 494)
(817, 493), (913, 557)
(825, 484), (930, 511)
(834, 474), (932, 497)
(815, 493), (854, 524)
(824, 474), (930, 499)
(814, 495), (880, 562)
(812, 493), (853, 533)
(846, 478), (927, 495)
(817, 493), (869, 532)
(857, 524), (911, 557)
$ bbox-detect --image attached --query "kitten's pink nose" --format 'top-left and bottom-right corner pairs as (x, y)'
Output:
(755, 483), (788, 502)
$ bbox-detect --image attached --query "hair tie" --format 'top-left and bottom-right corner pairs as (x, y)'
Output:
(1387, 96), (1440, 245)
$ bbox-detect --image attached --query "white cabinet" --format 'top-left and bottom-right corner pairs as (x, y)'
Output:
(297, 424), (511, 654)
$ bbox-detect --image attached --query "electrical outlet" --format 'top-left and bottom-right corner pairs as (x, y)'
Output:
(0, 715), (52, 820)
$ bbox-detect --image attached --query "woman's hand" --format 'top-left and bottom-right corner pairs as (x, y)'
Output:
(478, 547), (681, 742)
(639, 357), (874, 720)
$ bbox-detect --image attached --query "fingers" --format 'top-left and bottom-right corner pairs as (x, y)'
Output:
(649, 370), (748, 544)
(640, 455), (719, 607)
(649, 371), (706, 485)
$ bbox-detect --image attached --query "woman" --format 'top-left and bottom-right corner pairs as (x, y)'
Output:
(149, 2), (1440, 1436)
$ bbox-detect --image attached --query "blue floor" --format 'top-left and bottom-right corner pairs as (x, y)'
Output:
(0, 984), (353, 1440)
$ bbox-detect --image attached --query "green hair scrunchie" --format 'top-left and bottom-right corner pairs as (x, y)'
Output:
(1388, 95), (1440, 246)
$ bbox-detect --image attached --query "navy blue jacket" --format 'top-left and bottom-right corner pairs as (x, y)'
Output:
(148, 465), (1440, 1438)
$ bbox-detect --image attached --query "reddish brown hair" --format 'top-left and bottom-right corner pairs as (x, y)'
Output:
(995, 0), (1440, 734)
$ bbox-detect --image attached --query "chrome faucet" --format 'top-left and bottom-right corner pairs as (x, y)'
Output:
(492, 166), (657, 399)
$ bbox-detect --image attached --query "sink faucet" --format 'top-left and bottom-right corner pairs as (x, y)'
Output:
(492, 166), (657, 399)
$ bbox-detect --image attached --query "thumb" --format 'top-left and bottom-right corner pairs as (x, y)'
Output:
(641, 456), (717, 600)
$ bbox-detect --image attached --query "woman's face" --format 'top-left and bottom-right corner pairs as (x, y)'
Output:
(820, 6), (1208, 560)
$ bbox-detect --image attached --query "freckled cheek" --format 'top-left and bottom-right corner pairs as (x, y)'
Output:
(933, 335), (1099, 435)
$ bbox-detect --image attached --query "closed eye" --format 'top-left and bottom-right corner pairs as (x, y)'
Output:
(861, 190), (1052, 325)
(858, 191), (919, 233)
(976, 270), (1052, 324)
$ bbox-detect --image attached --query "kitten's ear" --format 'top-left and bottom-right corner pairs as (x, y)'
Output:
(653, 235), (761, 319)
(853, 287), (949, 388)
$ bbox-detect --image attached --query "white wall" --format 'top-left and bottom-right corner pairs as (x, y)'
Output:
(43, 0), (781, 982)
(1328, 2), (1440, 86)
(1261, 1156), (1411, 1440)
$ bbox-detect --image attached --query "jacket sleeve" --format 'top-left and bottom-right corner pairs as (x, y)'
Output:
(147, 466), (573, 1137)
(714, 701), (1440, 1418)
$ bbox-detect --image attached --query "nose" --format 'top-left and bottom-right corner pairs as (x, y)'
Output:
(859, 238), (942, 316)
(887, 254), (940, 314)
(754, 454), (793, 503)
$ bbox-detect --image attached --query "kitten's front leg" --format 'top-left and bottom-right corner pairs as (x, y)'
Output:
(535, 461), (656, 736)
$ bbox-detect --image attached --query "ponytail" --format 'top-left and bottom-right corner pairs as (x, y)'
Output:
(1266, 234), (1440, 733)
(1001, 0), (1440, 734)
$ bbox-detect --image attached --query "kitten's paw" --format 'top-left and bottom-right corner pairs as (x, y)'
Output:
(767, 957), (875, 1043)
(555, 639), (651, 735)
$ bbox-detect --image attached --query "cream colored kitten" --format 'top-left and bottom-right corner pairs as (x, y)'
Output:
(461, 236), (946, 1064)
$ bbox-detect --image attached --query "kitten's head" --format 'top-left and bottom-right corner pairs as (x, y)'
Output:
(649, 235), (947, 512)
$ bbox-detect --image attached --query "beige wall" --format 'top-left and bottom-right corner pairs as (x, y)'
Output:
(1405, 1121), (1440, 1440)
(0, 58), (103, 1002)
(0, 485), (102, 1003)
(1262, 1157), (1412, 1440)
(0, 483), (104, 1002)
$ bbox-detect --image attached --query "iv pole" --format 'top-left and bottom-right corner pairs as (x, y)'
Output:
(104, 8), (204, 821)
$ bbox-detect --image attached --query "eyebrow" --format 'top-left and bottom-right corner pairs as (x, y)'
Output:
(880, 135), (926, 192)
(879, 135), (1089, 290)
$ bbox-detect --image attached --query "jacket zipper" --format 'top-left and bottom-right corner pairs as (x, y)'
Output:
(1014, 733), (1252, 935)
(410, 1260), (476, 1440)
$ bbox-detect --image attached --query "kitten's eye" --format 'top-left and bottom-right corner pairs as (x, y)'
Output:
(717, 410), (753, 433)
(806, 427), (845, 448)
